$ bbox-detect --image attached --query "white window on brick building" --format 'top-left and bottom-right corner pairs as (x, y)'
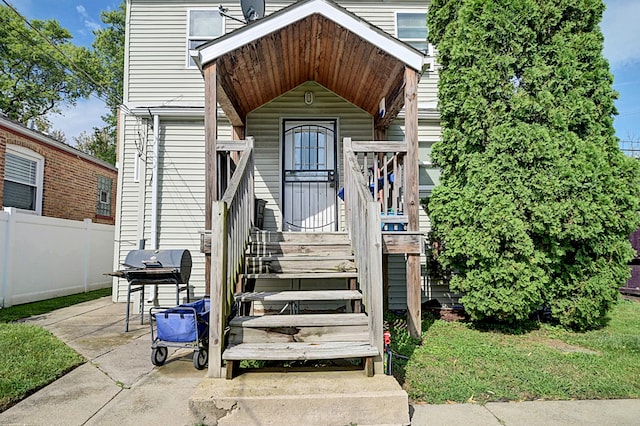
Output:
(97, 176), (112, 217)
(187, 9), (224, 68)
(3, 145), (44, 214)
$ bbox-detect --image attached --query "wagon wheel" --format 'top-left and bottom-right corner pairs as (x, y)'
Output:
(151, 346), (168, 366)
(193, 349), (208, 370)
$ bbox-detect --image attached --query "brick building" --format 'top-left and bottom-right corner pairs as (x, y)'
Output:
(0, 115), (118, 225)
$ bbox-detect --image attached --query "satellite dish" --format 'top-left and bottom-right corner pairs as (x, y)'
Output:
(241, 0), (265, 22)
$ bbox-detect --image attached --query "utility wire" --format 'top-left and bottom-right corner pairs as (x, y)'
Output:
(1, 0), (122, 106)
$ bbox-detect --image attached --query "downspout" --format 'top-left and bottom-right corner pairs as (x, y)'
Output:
(149, 114), (160, 304)
(151, 114), (160, 250)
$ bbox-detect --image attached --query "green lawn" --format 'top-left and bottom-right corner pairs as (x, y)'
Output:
(389, 298), (640, 404)
(0, 287), (112, 323)
(0, 288), (112, 411)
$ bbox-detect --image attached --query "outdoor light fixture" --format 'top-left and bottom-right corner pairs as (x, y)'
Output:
(304, 91), (314, 105)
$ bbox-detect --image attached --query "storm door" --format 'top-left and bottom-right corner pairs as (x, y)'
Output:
(282, 120), (337, 232)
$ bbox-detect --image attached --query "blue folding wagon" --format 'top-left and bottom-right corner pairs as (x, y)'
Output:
(149, 298), (210, 370)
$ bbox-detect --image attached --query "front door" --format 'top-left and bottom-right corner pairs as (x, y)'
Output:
(282, 120), (337, 232)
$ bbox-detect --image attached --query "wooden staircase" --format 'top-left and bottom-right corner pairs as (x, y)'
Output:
(222, 231), (379, 379)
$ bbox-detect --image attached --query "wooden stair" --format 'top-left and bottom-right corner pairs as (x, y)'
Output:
(223, 231), (378, 379)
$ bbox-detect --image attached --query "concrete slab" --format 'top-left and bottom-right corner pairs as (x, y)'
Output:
(410, 403), (501, 426)
(90, 333), (157, 387)
(486, 399), (640, 426)
(0, 363), (121, 426)
(190, 371), (410, 425)
(85, 352), (207, 426)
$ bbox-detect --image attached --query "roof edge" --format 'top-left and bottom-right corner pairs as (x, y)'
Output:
(198, 0), (426, 71)
(0, 115), (117, 172)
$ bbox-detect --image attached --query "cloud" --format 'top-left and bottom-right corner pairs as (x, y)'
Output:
(49, 97), (109, 143)
(76, 5), (88, 17)
(76, 4), (101, 33)
(601, 0), (640, 69)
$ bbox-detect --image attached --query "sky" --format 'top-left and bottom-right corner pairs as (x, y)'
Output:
(6, 0), (640, 145)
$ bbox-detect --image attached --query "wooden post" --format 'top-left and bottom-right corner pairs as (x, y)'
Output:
(231, 126), (245, 163)
(375, 127), (390, 311)
(204, 63), (218, 297)
(209, 201), (227, 378)
(405, 67), (421, 338)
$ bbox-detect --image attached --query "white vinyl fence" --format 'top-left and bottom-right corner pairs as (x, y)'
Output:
(0, 207), (115, 308)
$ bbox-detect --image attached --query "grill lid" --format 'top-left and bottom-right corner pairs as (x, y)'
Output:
(122, 249), (192, 284)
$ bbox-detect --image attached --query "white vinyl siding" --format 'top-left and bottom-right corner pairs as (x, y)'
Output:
(125, 1), (437, 107)
(247, 81), (373, 231)
(120, 0), (444, 307)
(113, 113), (232, 304)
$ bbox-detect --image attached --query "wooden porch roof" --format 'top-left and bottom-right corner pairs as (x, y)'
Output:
(194, 0), (427, 129)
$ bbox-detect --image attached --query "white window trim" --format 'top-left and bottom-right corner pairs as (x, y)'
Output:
(4, 144), (44, 215)
(186, 8), (226, 69)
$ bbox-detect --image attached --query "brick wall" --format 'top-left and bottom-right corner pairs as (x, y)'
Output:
(0, 124), (118, 225)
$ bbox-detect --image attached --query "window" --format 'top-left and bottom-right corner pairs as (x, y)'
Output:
(396, 12), (428, 53)
(3, 145), (44, 214)
(97, 176), (112, 217)
(187, 9), (224, 68)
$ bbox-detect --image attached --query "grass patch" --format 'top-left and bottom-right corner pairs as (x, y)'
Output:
(0, 287), (112, 323)
(0, 288), (111, 411)
(389, 299), (640, 404)
(0, 324), (84, 411)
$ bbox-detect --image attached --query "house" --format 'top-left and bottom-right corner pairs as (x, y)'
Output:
(0, 114), (118, 308)
(114, 0), (450, 378)
(0, 114), (117, 224)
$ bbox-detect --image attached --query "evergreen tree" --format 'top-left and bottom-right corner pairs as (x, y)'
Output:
(427, 0), (640, 329)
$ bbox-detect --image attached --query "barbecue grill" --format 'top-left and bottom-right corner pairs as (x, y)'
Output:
(111, 249), (192, 331)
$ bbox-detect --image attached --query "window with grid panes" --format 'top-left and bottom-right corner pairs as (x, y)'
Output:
(97, 176), (112, 216)
(396, 12), (428, 54)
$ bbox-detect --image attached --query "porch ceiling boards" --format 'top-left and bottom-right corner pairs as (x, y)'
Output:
(214, 14), (406, 129)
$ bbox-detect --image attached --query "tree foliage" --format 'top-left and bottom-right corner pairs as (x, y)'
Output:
(73, 128), (116, 165)
(92, 1), (125, 133)
(66, 1), (125, 166)
(427, 0), (640, 330)
(71, 1), (126, 166)
(0, 5), (102, 126)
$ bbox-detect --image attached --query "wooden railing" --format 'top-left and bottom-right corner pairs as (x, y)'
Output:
(209, 137), (254, 378)
(347, 140), (408, 230)
(343, 137), (384, 365)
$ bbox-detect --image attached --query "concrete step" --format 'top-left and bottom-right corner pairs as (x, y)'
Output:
(190, 371), (410, 425)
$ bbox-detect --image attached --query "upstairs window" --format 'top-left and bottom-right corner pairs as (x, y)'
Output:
(96, 176), (113, 217)
(3, 145), (44, 214)
(396, 12), (428, 54)
(187, 9), (224, 68)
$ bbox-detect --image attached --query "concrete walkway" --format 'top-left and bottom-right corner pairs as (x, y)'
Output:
(1, 296), (639, 425)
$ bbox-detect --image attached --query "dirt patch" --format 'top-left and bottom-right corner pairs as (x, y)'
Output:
(424, 307), (468, 322)
(541, 338), (601, 355)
